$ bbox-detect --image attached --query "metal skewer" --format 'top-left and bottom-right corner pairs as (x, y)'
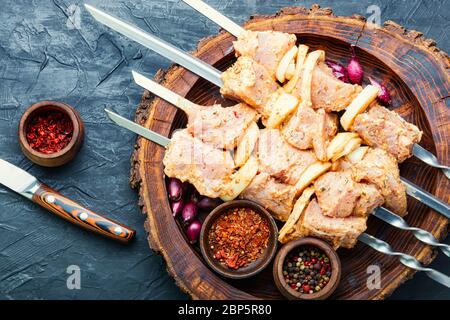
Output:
(131, 70), (450, 258)
(84, 6), (449, 217)
(104, 109), (450, 288)
(180, 0), (450, 180)
(105, 109), (170, 147)
(85, 4), (450, 183)
(84, 4), (222, 87)
(131, 71), (198, 117)
(182, 0), (244, 37)
(87, 4), (450, 218)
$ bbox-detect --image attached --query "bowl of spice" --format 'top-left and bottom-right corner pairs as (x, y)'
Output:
(18, 100), (84, 167)
(200, 200), (278, 279)
(273, 237), (341, 300)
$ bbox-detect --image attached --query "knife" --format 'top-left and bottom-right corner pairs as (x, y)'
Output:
(0, 159), (136, 243)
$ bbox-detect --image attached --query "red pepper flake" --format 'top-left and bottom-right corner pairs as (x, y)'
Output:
(26, 110), (73, 154)
(208, 207), (270, 270)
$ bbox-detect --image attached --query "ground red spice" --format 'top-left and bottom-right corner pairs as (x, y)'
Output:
(26, 110), (73, 154)
(208, 207), (270, 270)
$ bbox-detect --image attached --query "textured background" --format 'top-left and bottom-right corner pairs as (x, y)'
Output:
(0, 0), (448, 300)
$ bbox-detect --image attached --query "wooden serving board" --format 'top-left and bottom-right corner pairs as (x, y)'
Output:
(130, 5), (450, 299)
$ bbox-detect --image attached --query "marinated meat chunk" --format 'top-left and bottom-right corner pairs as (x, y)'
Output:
(281, 104), (337, 159)
(187, 103), (259, 150)
(352, 147), (407, 216)
(353, 183), (384, 217)
(240, 173), (297, 221)
(234, 30), (297, 78)
(257, 129), (316, 185)
(352, 104), (422, 162)
(163, 130), (235, 198)
(281, 102), (317, 150)
(299, 199), (367, 249)
(314, 171), (361, 218)
(293, 62), (361, 112)
(220, 56), (278, 113)
(325, 112), (339, 138)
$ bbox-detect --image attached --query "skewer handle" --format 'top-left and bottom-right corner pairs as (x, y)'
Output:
(374, 207), (450, 258)
(402, 178), (450, 219)
(359, 233), (450, 288)
(412, 144), (450, 179)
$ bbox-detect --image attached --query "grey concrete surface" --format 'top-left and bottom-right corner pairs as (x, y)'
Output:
(0, 0), (448, 299)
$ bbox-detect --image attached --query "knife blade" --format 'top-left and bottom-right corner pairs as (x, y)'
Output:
(0, 159), (135, 243)
(105, 109), (171, 147)
(0, 159), (37, 198)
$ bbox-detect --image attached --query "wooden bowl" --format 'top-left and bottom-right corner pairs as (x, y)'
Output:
(273, 238), (341, 300)
(199, 200), (278, 279)
(18, 100), (84, 167)
(130, 5), (450, 299)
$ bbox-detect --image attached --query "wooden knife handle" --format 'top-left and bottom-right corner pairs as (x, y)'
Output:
(32, 183), (136, 243)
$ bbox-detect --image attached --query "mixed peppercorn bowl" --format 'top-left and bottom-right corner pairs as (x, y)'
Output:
(273, 237), (341, 300)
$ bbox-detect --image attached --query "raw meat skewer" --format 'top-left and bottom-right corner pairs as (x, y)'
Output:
(132, 71), (259, 150)
(104, 109), (450, 286)
(175, 1), (449, 176)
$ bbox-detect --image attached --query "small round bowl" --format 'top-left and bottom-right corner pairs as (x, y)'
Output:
(18, 100), (84, 167)
(273, 237), (341, 300)
(200, 200), (278, 279)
